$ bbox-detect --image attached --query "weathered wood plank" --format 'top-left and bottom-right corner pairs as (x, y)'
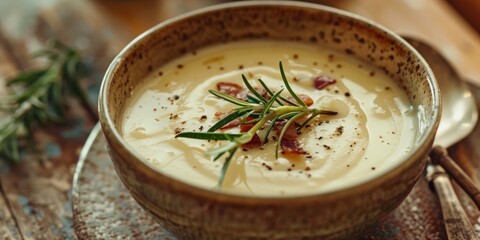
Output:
(0, 192), (21, 240)
(0, 34), (95, 238)
(1, 122), (94, 240)
(0, 30), (24, 240)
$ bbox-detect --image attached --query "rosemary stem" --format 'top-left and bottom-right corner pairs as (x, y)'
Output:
(273, 105), (310, 116)
(233, 134), (254, 145)
(246, 111), (276, 136)
(231, 111), (277, 146)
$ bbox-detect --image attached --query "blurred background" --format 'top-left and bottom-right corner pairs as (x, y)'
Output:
(1, 0), (479, 83)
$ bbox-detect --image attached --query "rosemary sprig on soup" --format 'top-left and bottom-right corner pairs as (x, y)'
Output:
(176, 62), (338, 188)
(121, 41), (417, 196)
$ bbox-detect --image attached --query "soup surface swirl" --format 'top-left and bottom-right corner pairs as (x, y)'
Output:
(121, 41), (417, 196)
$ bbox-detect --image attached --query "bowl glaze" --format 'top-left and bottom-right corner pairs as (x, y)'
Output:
(98, 1), (441, 239)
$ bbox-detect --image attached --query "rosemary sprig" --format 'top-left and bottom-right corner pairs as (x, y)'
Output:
(176, 62), (337, 188)
(0, 40), (95, 162)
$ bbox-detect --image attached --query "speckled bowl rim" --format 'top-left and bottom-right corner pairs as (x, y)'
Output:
(99, 1), (441, 202)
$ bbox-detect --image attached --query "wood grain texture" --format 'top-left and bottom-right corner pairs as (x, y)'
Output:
(431, 167), (478, 239)
(0, 186), (21, 240)
(0, 28), (24, 240)
(0, 123), (93, 240)
(431, 146), (480, 210)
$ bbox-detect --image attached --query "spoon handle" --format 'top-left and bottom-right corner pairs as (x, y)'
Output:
(429, 165), (479, 240)
(430, 146), (480, 209)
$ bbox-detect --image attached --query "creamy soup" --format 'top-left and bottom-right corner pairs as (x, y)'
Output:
(121, 41), (417, 197)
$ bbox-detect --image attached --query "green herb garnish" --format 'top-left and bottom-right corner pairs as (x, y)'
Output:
(176, 62), (337, 188)
(0, 40), (95, 162)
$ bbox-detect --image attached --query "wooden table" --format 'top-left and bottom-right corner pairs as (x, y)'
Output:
(0, 0), (479, 239)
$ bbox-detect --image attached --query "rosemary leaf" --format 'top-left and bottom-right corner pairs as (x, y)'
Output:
(258, 79), (298, 106)
(210, 141), (240, 160)
(275, 112), (307, 158)
(243, 117), (260, 125)
(278, 95), (298, 106)
(318, 110), (338, 115)
(209, 89), (252, 107)
(246, 93), (262, 104)
(208, 109), (250, 132)
(278, 111), (303, 120)
(297, 110), (338, 131)
(242, 74), (267, 103)
(261, 89), (283, 117)
(297, 111), (320, 131)
(6, 69), (47, 86)
(176, 132), (242, 141)
(279, 61), (306, 107)
(241, 109), (258, 124)
(263, 115), (279, 143)
(0, 40), (95, 162)
(257, 79), (284, 106)
(217, 147), (237, 189)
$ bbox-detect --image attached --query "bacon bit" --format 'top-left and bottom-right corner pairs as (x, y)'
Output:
(281, 138), (307, 155)
(274, 124), (307, 155)
(240, 117), (256, 132)
(213, 112), (242, 130)
(299, 94), (313, 106)
(288, 94), (313, 106)
(280, 123), (299, 139)
(314, 75), (336, 90)
(217, 81), (271, 101)
(221, 117), (242, 130)
(254, 87), (269, 99)
(213, 112), (239, 129)
(214, 80), (312, 155)
(217, 82), (247, 100)
(242, 134), (262, 149)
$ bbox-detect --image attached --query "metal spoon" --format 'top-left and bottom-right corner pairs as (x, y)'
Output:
(404, 37), (479, 239)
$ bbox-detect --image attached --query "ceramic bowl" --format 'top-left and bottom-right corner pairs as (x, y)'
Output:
(98, 1), (440, 239)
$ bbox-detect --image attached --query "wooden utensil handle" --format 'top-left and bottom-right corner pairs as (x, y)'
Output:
(431, 167), (479, 240)
(430, 145), (480, 210)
